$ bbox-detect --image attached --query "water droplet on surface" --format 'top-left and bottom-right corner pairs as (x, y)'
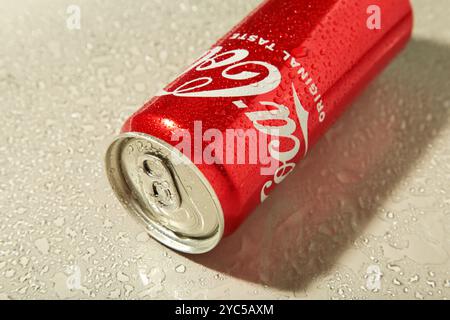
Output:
(34, 238), (50, 254)
(175, 264), (186, 273)
(415, 291), (424, 300)
(117, 271), (130, 283)
(5, 269), (15, 278)
(19, 257), (29, 267)
(54, 217), (65, 227)
(16, 207), (27, 214)
(387, 263), (401, 272)
(109, 288), (121, 299)
(426, 280), (436, 288)
(150, 267), (166, 283)
(409, 274), (420, 283)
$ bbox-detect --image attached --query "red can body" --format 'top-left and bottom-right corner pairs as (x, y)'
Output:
(122, 0), (413, 235)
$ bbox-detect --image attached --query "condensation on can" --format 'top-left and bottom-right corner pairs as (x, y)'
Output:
(105, 0), (413, 253)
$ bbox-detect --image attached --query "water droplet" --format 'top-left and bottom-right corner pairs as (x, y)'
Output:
(109, 288), (121, 299)
(387, 263), (401, 272)
(409, 274), (420, 283)
(5, 269), (15, 278)
(175, 264), (186, 273)
(150, 267), (166, 283)
(415, 291), (424, 300)
(426, 280), (436, 288)
(117, 271), (130, 283)
(34, 238), (50, 254)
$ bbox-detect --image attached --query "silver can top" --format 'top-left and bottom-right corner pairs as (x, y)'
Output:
(105, 132), (224, 254)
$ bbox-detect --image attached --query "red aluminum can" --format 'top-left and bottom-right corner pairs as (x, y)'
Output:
(106, 0), (413, 253)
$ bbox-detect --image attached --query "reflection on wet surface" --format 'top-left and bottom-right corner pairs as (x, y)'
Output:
(192, 39), (450, 294)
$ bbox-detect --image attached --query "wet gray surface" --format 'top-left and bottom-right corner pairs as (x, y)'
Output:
(0, 0), (449, 299)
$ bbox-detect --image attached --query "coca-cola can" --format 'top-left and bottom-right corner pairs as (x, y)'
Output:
(105, 0), (413, 253)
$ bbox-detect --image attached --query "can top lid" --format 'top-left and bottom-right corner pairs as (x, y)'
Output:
(105, 132), (224, 254)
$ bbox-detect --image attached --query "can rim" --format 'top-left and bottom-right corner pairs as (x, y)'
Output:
(105, 132), (224, 254)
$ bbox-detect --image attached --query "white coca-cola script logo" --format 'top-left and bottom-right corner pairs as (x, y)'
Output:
(233, 83), (309, 202)
(160, 45), (309, 203)
(158, 46), (281, 97)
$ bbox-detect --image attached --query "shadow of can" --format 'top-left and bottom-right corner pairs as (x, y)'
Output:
(188, 38), (450, 291)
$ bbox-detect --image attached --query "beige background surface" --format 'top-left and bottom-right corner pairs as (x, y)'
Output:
(0, 0), (449, 299)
